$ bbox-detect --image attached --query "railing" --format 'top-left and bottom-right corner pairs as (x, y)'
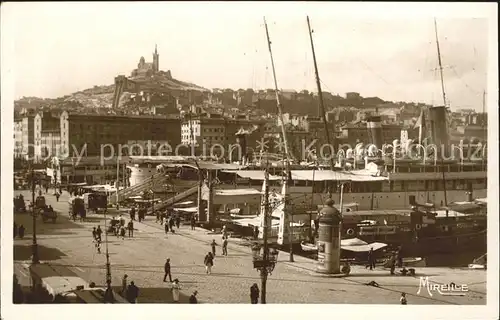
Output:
(108, 173), (167, 205)
(147, 184), (198, 214)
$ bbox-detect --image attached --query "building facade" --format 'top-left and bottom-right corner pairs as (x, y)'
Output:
(34, 112), (61, 162)
(180, 113), (268, 159)
(60, 111), (181, 158)
(14, 117), (24, 159)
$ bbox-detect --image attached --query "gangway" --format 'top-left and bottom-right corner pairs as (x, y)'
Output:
(147, 184), (198, 214)
(109, 172), (169, 205)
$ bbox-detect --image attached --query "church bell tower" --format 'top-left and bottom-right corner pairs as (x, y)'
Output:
(153, 44), (159, 73)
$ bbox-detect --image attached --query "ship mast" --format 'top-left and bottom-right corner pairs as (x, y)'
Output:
(307, 16), (336, 171)
(263, 17), (294, 262)
(434, 18), (447, 108)
(434, 18), (449, 209)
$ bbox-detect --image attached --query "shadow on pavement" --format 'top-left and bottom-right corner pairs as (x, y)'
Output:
(112, 286), (192, 304)
(14, 213), (85, 236)
(14, 244), (67, 261)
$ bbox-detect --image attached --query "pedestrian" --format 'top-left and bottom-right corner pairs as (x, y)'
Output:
(120, 226), (126, 239)
(14, 222), (18, 238)
(122, 274), (128, 295)
(169, 217), (175, 233)
(139, 207), (145, 222)
(128, 220), (134, 237)
(222, 237), (228, 256)
(45, 185), (49, 193)
(210, 239), (217, 256)
(175, 215), (181, 229)
(253, 226), (259, 239)
(164, 221), (169, 234)
(190, 214), (196, 230)
(156, 210), (160, 223)
(171, 279), (181, 303)
(92, 227), (97, 240)
(126, 281), (139, 303)
(400, 292), (407, 305)
(163, 258), (172, 282)
(18, 225), (25, 239)
(390, 254), (396, 275)
(130, 207), (136, 221)
(250, 283), (259, 304)
(204, 252), (214, 274)
(368, 247), (376, 270)
(96, 225), (102, 242)
(396, 247), (403, 268)
(189, 290), (198, 304)
(55, 192), (60, 202)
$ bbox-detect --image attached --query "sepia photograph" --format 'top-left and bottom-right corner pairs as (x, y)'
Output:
(1, 2), (498, 320)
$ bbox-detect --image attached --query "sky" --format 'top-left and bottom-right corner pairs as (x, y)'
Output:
(2, 2), (496, 111)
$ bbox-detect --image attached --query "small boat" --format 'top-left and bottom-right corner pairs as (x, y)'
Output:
(383, 257), (426, 268)
(301, 241), (318, 252)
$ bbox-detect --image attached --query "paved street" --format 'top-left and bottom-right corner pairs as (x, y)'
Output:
(13, 189), (487, 304)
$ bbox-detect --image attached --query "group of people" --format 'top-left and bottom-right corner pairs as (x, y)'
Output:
(128, 206), (147, 222)
(91, 225), (104, 253)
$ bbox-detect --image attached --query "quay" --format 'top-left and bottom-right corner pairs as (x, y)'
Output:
(13, 189), (486, 304)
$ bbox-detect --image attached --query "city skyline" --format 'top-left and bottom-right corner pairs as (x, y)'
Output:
(4, 2), (494, 111)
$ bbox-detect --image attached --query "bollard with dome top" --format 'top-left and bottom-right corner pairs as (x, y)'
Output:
(316, 199), (343, 274)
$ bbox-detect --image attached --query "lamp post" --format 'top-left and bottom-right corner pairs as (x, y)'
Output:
(251, 166), (279, 304)
(30, 165), (40, 264)
(251, 244), (279, 304)
(103, 207), (114, 303)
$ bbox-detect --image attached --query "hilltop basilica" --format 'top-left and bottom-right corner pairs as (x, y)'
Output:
(131, 45), (172, 79)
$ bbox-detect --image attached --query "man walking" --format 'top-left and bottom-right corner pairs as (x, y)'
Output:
(367, 247), (376, 270)
(163, 258), (172, 282)
(204, 252), (214, 275)
(210, 239), (217, 257)
(127, 220), (134, 237)
(222, 237), (228, 256)
(55, 192), (60, 202)
(96, 225), (103, 242)
(190, 214), (196, 230)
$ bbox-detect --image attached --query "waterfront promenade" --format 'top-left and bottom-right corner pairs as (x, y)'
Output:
(13, 190), (486, 304)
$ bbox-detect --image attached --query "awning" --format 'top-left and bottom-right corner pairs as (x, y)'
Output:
(341, 242), (387, 252)
(222, 170), (387, 182)
(159, 162), (247, 171)
(341, 238), (368, 246)
(291, 170), (387, 182)
(222, 170), (281, 180)
(173, 206), (197, 213)
(215, 189), (262, 196)
(41, 276), (89, 296)
(475, 198), (487, 205)
(176, 201), (194, 206)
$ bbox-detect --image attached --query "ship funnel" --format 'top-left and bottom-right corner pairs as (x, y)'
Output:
(429, 106), (449, 154)
(366, 116), (383, 151)
(235, 131), (247, 163)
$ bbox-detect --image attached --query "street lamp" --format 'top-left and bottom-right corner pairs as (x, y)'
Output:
(103, 207), (114, 303)
(30, 166), (40, 264)
(251, 243), (279, 304)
